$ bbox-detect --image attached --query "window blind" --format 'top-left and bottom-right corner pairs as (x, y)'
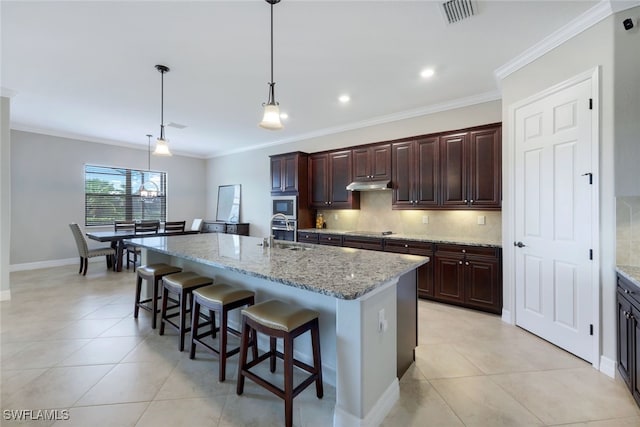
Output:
(85, 165), (167, 226)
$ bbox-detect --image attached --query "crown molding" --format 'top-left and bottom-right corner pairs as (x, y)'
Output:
(1, 87), (18, 98)
(494, 0), (638, 82)
(208, 90), (501, 158)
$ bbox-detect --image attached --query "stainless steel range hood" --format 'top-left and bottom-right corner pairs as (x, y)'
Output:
(346, 180), (391, 191)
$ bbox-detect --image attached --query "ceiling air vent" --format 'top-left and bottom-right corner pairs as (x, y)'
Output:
(441, 0), (477, 24)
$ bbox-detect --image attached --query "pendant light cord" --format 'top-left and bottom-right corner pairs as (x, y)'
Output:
(270, 1), (274, 85)
(160, 70), (165, 140)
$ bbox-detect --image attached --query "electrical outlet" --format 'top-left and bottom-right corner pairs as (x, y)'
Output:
(422, 215), (429, 224)
(477, 215), (486, 225)
(378, 308), (388, 333)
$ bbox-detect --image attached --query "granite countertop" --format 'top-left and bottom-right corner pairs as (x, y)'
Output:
(617, 265), (640, 288)
(297, 228), (502, 248)
(126, 233), (428, 300)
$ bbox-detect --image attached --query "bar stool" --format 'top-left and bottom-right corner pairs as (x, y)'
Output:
(134, 263), (182, 329)
(236, 299), (323, 427)
(189, 284), (256, 381)
(159, 272), (213, 351)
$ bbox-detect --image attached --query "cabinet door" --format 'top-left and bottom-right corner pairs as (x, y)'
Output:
(309, 154), (329, 208)
(270, 157), (283, 193)
(417, 263), (434, 298)
(415, 136), (439, 207)
(352, 147), (371, 181)
(392, 141), (415, 208)
(464, 255), (501, 313)
(634, 307), (640, 405)
(618, 294), (632, 388)
(440, 132), (468, 207)
(469, 126), (501, 207)
(329, 150), (359, 208)
(282, 154), (299, 193)
(434, 252), (464, 303)
(370, 144), (391, 180)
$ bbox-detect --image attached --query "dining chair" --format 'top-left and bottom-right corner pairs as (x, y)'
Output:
(164, 221), (186, 233)
(69, 223), (116, 276)
(114, 220), (135, 232)
(127, 220), (160, 271)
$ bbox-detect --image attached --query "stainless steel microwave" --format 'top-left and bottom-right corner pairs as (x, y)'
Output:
(272, 196), (297, 220)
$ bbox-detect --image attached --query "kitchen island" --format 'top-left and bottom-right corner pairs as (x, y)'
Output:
(127, 232), (428, 427)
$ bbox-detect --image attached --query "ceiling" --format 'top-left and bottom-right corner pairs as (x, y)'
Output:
(1, 0), (605, 158)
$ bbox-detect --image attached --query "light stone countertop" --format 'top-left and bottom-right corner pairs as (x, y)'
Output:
(126, 233), (429, 300)
(617, 265), (640, 288)
(297, 228), (502, 248)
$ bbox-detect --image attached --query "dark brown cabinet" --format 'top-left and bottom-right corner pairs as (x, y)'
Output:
(384, 239), (434, 298)
(440, 125), (501, 209)
(309, 151), (360, 209)
(318, 233), (342, 246)
(297, 231), (319, 244)
(342, 236), (384, 251)
(392, 137), (439, 209)
(270, 152), (308, 195)
(352, 143), (391, 181)
(617, 273), (640, 407)
(433, 244), (501, 314)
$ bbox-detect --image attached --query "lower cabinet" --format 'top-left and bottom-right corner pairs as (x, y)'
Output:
(384, 239), (434, 298)
(343, 236), (384, 251)
(318, 233), (342, 246)
(433, 244), (502, 314)
(617, 273), (640, 407)
(202, 221), (250, 236)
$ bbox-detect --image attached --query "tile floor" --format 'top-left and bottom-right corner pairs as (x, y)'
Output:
(1, 265), (639, 426)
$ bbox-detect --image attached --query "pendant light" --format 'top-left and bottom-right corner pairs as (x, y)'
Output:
(154, 64), (173, 156)
(139, 134), (160, 203)
(259, 0), (283, 130)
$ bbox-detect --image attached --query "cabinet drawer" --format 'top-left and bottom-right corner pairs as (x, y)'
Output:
(343, 236), (384, 251)
(384, 239), (433, 256)
(202, 221), (226, 233)
(226, 223), (249, 236)
(435, 243), (498, 257)
(297, 232), (319, 243)
(318, 234), (343, 246)
(618, 274), (640, 308)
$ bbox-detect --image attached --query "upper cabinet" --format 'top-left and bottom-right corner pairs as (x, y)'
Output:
(309, 151), (360, 209)
(352, 143), (391, 181)
(441, 124), (501, 209)
(270, 152), (308, 195)
(391, 137), (439, 209)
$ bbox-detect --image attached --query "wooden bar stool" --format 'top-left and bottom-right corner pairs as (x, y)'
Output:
(159, 272), (213, 351)
(236, 299), (323, 427)
(134, 263), (182, 329)
(189, 284), (256, 381)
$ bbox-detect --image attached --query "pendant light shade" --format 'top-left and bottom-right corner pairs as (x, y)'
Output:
(154, 64), (173, 156)
(259, 0), (283, 130)
(140, 134), (160, 203)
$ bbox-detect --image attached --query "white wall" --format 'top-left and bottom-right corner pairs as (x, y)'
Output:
(1, 97), (11, 299)
(501, 13), (620, 367)
(10, 130), (207, 267)
(206, 100), (502, 238)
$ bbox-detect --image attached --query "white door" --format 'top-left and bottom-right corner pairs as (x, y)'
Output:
(514, 77), (595, 362)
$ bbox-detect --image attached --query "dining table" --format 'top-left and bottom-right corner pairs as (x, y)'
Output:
(85, 229), (199, 272)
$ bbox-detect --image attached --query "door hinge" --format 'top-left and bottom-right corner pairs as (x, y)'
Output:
(590, 324), (593, 335)
(589, 98), (593, 110)
(582, 172), (593, 184)
(589, 249), (593, 260)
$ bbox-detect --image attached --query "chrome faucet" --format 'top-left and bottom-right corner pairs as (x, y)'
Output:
(267, 213), (292, 247)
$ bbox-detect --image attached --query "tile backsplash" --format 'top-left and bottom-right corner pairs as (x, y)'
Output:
(317, 191), (501, 241)
(617, 196), (640, 266)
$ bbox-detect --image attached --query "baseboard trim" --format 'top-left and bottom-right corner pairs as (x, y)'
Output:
(599, 355), (616, 378)
(501, 308), (513, 324)
(0, 289), (11, 301)
(333, 378), (399, 427)
(10, 257), (83, 272)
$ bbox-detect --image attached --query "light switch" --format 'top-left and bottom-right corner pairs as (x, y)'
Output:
(422, 216), (429, 224)
(477, 215), (486, 225)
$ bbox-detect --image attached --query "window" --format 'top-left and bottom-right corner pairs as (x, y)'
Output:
(85, 165), (167, 226)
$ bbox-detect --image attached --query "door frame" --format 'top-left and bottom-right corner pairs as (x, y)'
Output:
(504, 67), (600, 369)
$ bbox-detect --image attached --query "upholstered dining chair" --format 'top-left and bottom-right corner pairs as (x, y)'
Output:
(69, 223), (116, 276)
(126, 220), (160, 271)
(164, 221), (186, 233)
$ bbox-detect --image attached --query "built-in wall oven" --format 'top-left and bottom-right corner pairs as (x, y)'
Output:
(272, 196), (297, 241)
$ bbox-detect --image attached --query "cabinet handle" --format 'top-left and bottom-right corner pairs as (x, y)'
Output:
(328, 237), (332, 240)
(465, 262), (469, 266)
(462, 249), (466, 253)
(464, 199), (468, 203)
(404, 244), (409, 248)
(459, 261), (463, 265)
(470, 199), (474, 203)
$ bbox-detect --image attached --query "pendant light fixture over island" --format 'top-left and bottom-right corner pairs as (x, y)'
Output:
(259, 0), (283, 130)
(154, 64), (173, 156)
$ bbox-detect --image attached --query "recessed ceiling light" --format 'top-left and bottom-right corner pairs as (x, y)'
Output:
(420, 68), (435, 78)
(279, 112), (288, 119)
(338, 94), (350, 103)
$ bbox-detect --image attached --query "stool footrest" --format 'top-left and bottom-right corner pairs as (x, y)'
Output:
(240, 365), (320, 402)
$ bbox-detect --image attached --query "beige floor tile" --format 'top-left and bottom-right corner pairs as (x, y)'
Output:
(491, 367), (640, 424)
(51, 402), (148, 427)
(76, 361), (176, 406)
(0, 319), (74, 343)
(430, 376), (544, 426)
(399, 363), (427, 383)
(553, 416), (640, 426)
(1, 368), (48, 403)
(58, 336), (143, 366)
(154, 356), (236, 400)
(81, 303), (134, 320)
(2, 364), (114, 410)
(1, 339), (91, 370)
(381, 379), (464, 427)
(120, 332), (185, 366)
(136, 397), (225, 427)
(48, 318), (122, 340)
(98, 315), (154, 338)
(414, 343), (483, 379)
